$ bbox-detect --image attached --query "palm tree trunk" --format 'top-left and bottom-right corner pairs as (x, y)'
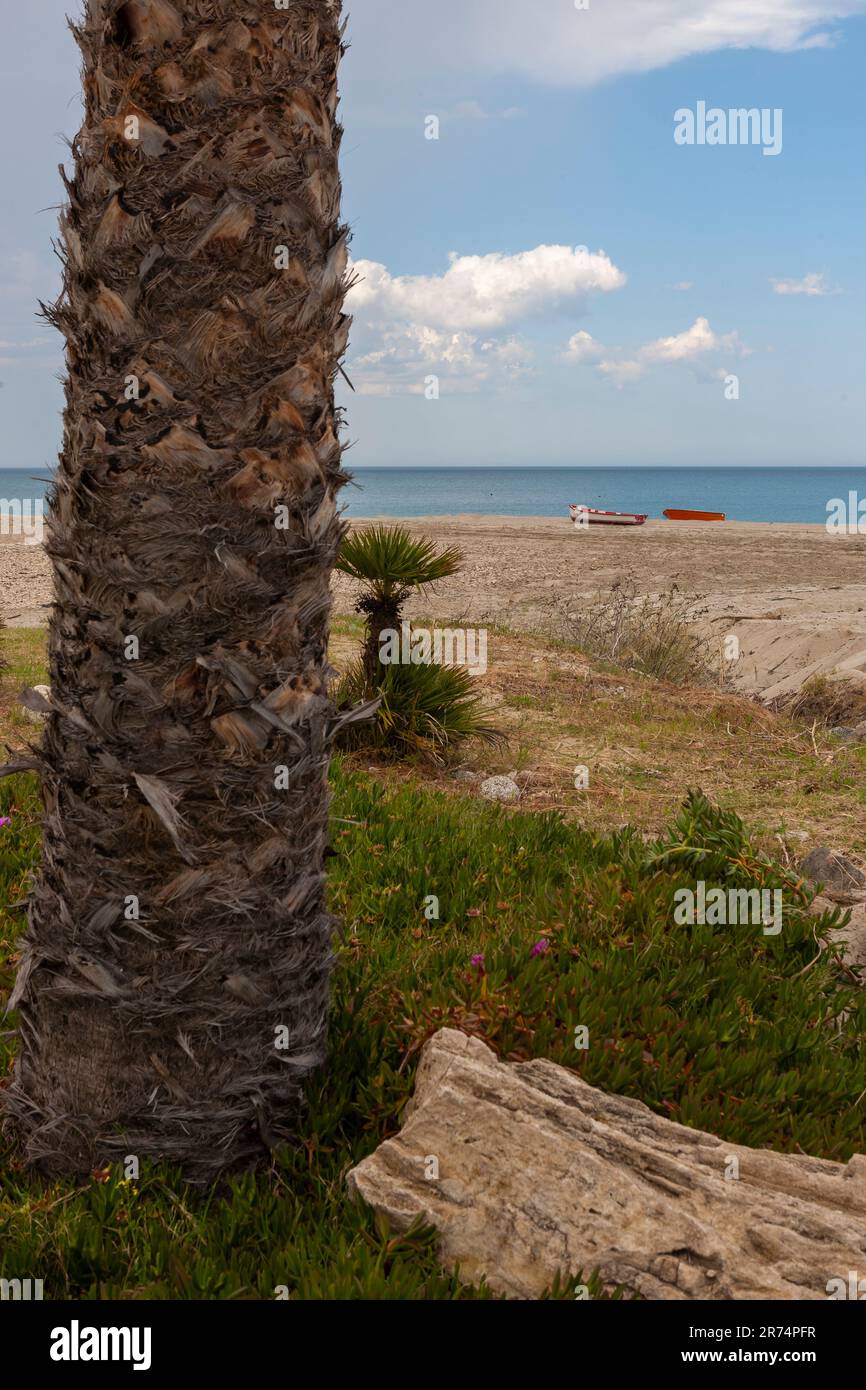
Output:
(361, 595), (403, 691)
(2, 0), (350, 1182)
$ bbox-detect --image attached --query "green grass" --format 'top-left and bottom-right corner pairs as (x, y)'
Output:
(1, 757), (864, 1299)
(0, 628), (48, 746)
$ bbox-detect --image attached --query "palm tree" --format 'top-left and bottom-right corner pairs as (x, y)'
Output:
(337, 525), (463, 687)
(336, 525), (502, 759)
(1, 0), (352, 1181)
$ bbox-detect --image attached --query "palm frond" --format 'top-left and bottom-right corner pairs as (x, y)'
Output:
(336, 525), (462, 595)
(336, 657), (503, 762)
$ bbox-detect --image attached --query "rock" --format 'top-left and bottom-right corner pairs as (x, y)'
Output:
(810, 894), (837, 916)
(811, 895), (866, 973)
(811, 894), (866, 975)
(479, 775), (521, 803)
(453, 770), (483, 784)
(786, 830), (810, 843)
(829, 726), (860, 743)
(800, 847), (866, 894)
(19, 684), (52, 725)
(347, 1028), (866, 1301)
(833, 901), (866, 973)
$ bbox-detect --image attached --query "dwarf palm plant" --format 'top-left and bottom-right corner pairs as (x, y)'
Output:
(336, 525), (501, 758)
(0, 0), (351, 1182)
(337, 525), (462, 685)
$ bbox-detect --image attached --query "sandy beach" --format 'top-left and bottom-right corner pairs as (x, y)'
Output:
(337, 517), (866, 700)
(4, 515), (866, 698)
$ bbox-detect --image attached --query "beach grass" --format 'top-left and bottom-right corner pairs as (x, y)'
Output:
(1, 624), (865, 1299)
(4, 620), (865, 852)
(1, 761), (864, 1297)
(330, 619), (866, 857)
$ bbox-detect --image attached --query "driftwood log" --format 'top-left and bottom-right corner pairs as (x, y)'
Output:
(347, 1028), (866, 1300)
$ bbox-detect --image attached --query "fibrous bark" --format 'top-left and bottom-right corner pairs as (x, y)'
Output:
(2, 0), (355, 1181)
(348, 1029), (866, 1300)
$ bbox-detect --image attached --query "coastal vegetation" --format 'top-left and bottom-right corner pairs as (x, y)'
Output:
(777, 673), (866, 731)
(2, 640), (865, 1293)
(559, 576), (721, 687)
(335, 525), (502, 759)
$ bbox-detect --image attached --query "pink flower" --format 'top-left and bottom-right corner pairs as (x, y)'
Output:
(470, 954), (485, 973)
(0, 817), (11, 829)
(530, 938), (549, 958)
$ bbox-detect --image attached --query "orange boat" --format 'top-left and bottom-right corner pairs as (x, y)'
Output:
(663, 508), (726, 522)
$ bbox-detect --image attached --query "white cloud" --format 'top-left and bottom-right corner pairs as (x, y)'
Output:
(348, 245), (626, 333)
(347, 245), (625, 393)
(563, 330), (605, 363)
(642, 315), (741, 363)
(771, 271), (837, 296)
(671, 281), (694, 291)
(566, 316), (749, 387)
(351, 322), (535, 395)
(354, 0), (866, 87)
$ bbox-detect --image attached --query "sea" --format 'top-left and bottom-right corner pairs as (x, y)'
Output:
(1, 465), (864, 525)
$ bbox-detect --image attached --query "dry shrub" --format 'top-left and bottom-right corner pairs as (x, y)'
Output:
(559, 577), (723, 687)
(780, 674), (866, 728)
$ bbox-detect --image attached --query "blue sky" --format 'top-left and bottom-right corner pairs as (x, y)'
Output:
(1, 0), (865, 470)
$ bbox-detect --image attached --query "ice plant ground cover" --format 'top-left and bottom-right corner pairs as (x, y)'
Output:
(0, 629), (865, 1298)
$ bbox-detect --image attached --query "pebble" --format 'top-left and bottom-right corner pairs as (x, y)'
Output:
(480, 775), (521, 803)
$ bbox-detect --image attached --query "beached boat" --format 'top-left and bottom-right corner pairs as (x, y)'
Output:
(569, 504), (648, 527)
(663, 508), (726, 521)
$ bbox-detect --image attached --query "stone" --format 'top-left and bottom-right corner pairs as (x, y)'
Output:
(800, 847), (866, 894)
(453, 770), (483, 783)
(829, 726), (860, 743)
(347, 1028), (866, 1301)
(479, 775), (520, 803)
(838, 901), (866, 972)
(811, 894), (866, 975)
(19, 684), (52, 725)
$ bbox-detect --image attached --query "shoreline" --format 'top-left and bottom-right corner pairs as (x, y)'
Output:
(4, 516), (866, 699)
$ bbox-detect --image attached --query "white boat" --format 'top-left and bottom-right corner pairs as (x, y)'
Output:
(569, 504), (648, 528)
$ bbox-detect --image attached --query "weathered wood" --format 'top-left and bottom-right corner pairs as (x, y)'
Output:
(348, 1028), (866, 1300)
